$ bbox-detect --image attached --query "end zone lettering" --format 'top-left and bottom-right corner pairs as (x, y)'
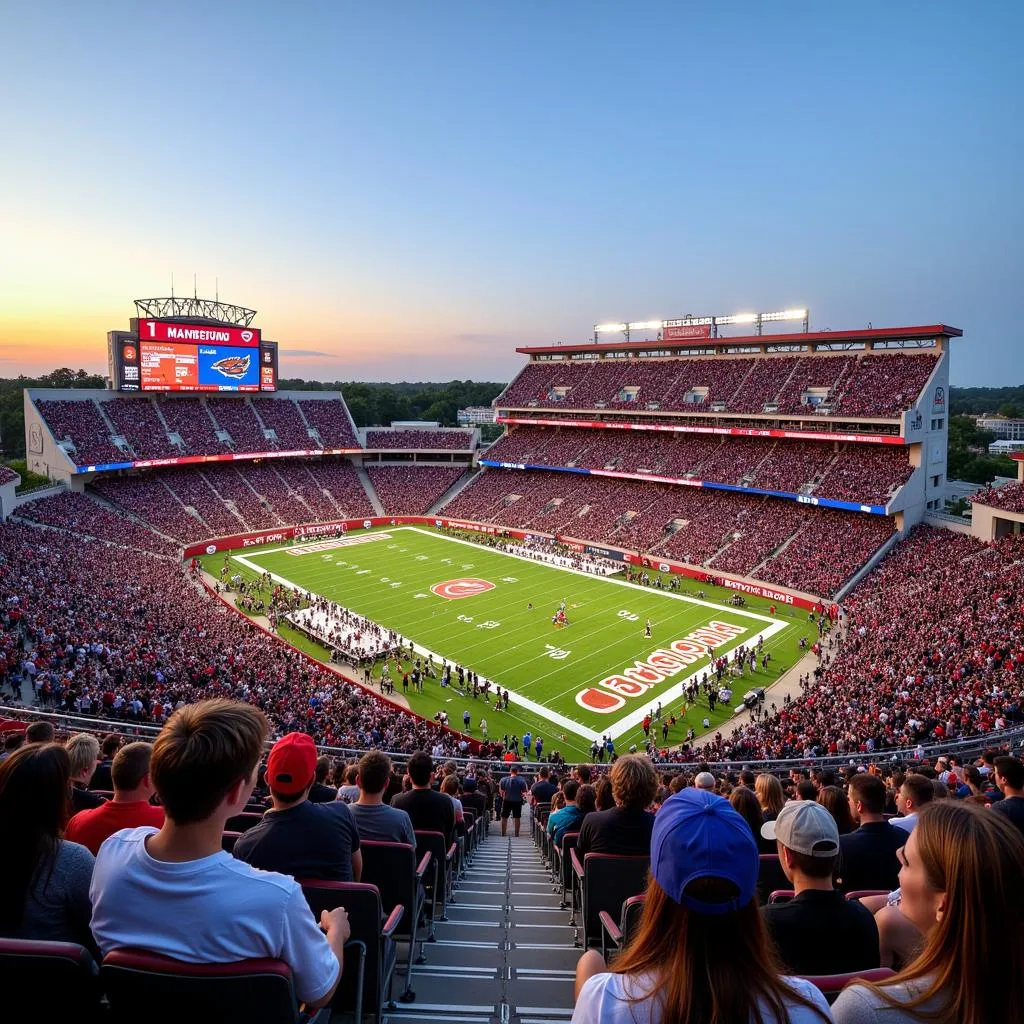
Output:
(575, 620), (747, 713)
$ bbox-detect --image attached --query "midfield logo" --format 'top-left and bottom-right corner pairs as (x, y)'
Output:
(431, 578), (496, 600)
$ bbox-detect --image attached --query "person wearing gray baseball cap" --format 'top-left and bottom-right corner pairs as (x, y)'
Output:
(761, 799), (880, 976)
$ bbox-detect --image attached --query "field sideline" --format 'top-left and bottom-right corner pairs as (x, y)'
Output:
(206, 526), (814, 760)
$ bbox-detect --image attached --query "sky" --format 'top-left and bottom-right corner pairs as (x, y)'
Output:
(0, 2), (1021, 385)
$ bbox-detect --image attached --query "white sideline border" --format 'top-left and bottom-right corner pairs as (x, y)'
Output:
(229, 527), (792, 744)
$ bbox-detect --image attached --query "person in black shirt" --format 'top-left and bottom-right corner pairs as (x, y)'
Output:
(576, 754), (657, 857)
(307, 755), (338, 803)
(234, 732), (361, 883)
(391, 751), (456, 846)
(839, 772), (907, 893)
(90, 734), (123, 793)
(65, 734), (107, 814)
(460, 777), (487, 825)
(992, 755), (1024, 838)
(530, 766), (558, 807)
(761, 800), (879, 975)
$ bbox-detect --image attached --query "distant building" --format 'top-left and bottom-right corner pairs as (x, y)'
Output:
(989, 439), (1024, 455)
(978, 417), (1024, 441)
(458, 406), (495, 426)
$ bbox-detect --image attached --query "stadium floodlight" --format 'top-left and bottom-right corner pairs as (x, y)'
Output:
(716, 312), (759, 325)
(594, 322), (629, 333)
(627, 320), (664, 331)
(760, 308), (808, 323)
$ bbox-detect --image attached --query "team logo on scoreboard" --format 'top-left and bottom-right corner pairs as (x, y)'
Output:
(241, 330), (254, 343)
(122, 344), (138, 363)
(210, 354), (252, 379)
(430, 578), (495, 600)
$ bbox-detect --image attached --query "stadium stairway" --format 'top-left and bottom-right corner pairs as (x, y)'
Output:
(356, 465), (385, 516)
(383, 816), (577, 1024)
(427, 469), (477, 516)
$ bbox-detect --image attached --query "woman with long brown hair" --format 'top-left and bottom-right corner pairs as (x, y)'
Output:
(817, 785), (856, 835)
(833, 800), (1024, 1023)
(0, 742), (95, 945)
(572, 788), (832, 1023)
(756, 773), (786, 819)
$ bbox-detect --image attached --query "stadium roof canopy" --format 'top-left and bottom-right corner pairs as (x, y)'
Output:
(517, 324), (963, 357)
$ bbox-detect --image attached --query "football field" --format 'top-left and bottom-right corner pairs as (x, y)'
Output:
(209, 526), (812, 760)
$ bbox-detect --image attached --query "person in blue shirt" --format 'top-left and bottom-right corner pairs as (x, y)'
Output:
(547, 780), (584, 847)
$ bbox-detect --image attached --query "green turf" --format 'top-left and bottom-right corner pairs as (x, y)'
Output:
(204, 526), (813, 760)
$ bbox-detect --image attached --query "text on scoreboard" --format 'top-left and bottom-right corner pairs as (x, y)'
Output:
(111, 330), (278, 392)
(138, 318), (260, 347)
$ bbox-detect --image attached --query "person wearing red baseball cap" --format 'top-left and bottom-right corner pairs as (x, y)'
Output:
(234, 731), (362, 884)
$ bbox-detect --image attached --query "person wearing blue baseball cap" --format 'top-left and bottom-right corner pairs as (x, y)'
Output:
(571, 788), (833, 1023)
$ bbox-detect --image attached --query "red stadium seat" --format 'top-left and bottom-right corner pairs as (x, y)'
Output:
(100, 949), (325, 1023)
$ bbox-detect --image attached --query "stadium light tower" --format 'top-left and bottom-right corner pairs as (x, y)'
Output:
(593, 307), (809, 342)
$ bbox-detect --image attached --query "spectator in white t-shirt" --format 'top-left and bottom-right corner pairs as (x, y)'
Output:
(89, 699), (349, 1012)
(892, 774), (933, 834)
(571, 789), (832, 1023)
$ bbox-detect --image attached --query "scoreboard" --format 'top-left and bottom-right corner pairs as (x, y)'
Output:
(110, 320), (278, 393)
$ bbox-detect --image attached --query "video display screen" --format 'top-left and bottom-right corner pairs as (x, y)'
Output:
(110, 323), (277, 393)
(139, 342), (259, 392)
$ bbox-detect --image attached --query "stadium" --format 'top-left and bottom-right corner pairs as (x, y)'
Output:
(2, 296), (1023, 1023)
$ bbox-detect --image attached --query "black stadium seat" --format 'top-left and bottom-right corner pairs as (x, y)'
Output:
(0, 938), (103, 1022)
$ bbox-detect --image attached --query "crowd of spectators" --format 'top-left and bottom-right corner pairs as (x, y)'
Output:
(367, 464), (466, 515)
(33, 394), (365, 466)
(443, 468), (894, 596)
(103, 397), (181, 459)
(700, 526), (1024, 761)
(156, 396), (226, 456)
(15, 491), (179, 558)
(497, 352), (937, 418)
(90, 475), (207, 543)
(0, 521), (466, 756)
(485, 427), (910, 505)
(970, 480), (1024, 514)
(35, 399), (127, 466)
(250, 396), (315, 449)
(365, 428), (475, 450)
(2, 712), (1022, 1023)
(831, 355), (938, 418)
(297, 398), (361, 448)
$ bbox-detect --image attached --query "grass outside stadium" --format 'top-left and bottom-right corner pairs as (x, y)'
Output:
(201, 525), (819, 761)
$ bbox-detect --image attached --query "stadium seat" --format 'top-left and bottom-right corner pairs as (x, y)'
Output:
(757, 854), (790, 905)
(571, 851), (650, 949)
(300, 879), (403, 1023)
(801, 967), (897, 1004)
(845, 889), (892, 901)
(414, 830), (457, 933)
(552, 830), (579, 909)
(358, 840), (431, 1002)
(599, 894), (645, 962)
(768, 889), (796, 904)
(100, 948), (328, 1023)
(0, 938), (102, 1022)
(225, 811), (264, 833)
(221, 830), (243, 852)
